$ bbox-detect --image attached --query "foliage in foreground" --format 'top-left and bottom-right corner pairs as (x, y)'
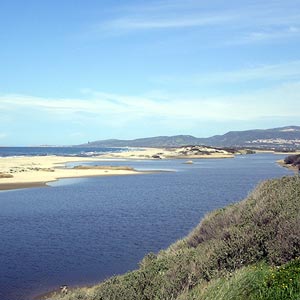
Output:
(52, 176), (300, 300)
(185, 258), (300, 300)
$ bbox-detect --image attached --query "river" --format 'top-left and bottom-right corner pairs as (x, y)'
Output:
(0, 153), (291, 300)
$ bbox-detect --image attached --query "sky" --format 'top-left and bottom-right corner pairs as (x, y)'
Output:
(1, 0), (300, 146)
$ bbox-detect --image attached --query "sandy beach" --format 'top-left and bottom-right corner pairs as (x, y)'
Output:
(0, 155), (142, 191)
(0, 147), (235, 191)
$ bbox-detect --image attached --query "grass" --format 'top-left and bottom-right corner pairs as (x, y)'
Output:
(50, 175), (300, 300)
(185, 258), (300, 300)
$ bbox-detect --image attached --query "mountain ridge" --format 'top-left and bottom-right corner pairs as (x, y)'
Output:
(77, 125), (300, 150)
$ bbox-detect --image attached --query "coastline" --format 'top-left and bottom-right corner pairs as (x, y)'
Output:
(0, 155), (142, 191)
(0, 182), (47, 191)
(0, 147), (234, 191)
(277, 159), (300, 172)
(3, 151), (291, 299)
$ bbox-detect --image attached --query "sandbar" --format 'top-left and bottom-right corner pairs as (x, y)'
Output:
(0, 155), (142, 191)
(0, 146), (235, 191)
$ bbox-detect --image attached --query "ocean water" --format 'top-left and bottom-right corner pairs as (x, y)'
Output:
(0, 153), (292, 300)
(0, 147), (125, 157)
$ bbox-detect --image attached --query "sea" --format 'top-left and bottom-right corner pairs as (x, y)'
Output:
(0, 147), (293, 300)
(0, 147), (125, 157)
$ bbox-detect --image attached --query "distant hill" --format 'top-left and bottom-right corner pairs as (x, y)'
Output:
(77, 126), (300, 150)
(198, 125), (300, 149)
(78, 135), (200, 148)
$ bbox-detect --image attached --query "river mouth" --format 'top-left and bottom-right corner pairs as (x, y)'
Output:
(0, 154), (291, 300)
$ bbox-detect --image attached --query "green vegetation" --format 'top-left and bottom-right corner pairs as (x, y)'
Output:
(51, 176), (300, 300)
(186, 259), (300, 300)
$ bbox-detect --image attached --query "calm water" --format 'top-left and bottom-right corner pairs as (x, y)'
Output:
(0, 154), (291, 300)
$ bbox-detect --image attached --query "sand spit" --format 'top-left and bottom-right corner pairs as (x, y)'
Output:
(0, 156), (141, 191)
(0, 146), (235, 191)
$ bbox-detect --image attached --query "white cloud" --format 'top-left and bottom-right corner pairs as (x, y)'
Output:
(99, 0), (235, 31)
(229, 26), (300, 45)
(155, 61), (300, 86)
(114, 0), (204, 12)
(85, 0), (300, 41)
(1, 80), (300, 126)
(98, 14), (233, 33)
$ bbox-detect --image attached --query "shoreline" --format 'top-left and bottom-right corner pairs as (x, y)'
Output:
(36, 175), (300, 300)
(277, 159), (300, 172)
(0, 182), (47, 191)
(0, 172), (145, 192)
(12, 153), (279, 300)
(0, 155), (144, 191)
(0, 147), (235, 191)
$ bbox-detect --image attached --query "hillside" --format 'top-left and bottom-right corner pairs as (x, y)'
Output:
(50, 175), (300, 300)
(199, 125), (300, 149)
(78, 135), (200, 148)
(77, 126), (300, 150)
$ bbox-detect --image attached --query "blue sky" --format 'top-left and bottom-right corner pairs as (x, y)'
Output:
(1, 0), (300, 145)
